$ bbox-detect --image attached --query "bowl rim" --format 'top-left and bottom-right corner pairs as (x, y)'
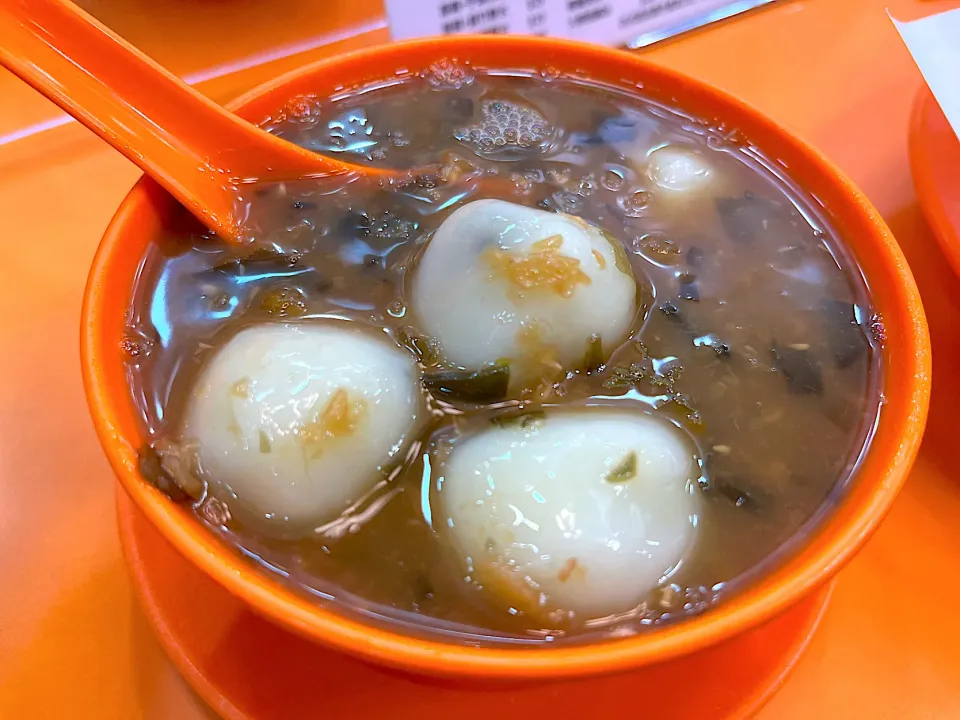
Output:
(81, 34), (931, 680)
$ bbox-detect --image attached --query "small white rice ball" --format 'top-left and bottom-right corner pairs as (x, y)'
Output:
(182, 322), (421, 536)
(412, 199), (637, 388)
(437, 409), (700, 622)
(647, 146), (714, 193)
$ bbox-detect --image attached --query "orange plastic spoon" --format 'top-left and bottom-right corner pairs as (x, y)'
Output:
(0, 0), (367, 242)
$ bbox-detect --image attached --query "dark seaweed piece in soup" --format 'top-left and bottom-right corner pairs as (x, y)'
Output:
(122, 65), (880, 644)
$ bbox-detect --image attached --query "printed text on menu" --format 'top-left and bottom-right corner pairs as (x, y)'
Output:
(385, 0), (777, 48)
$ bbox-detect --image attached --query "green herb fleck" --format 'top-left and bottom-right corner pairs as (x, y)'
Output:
(606, 452), (638, 483)
(583, 334), (604, 373)
(600, 229), (633, 275)
(520, 413), (545, 430)
(259, 286), (307, 317)
(491, 410), (546, 430)
(424, 362), (510, 403)
(208, 247), (300, 277)
(398, 326), (442, 367)
(259, 430), (272, 454)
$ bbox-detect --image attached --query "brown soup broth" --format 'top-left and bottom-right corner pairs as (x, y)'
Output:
(124, 66), (881, 644)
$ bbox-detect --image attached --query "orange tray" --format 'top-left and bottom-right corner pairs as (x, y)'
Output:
(3, 0), (960, 717)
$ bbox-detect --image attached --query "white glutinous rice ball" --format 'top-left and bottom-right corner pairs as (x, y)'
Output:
(437, 409), (700, 622)
(647, 146), (714, 193)
(411, 199), (637, 389)
(182, 322), (421, 536)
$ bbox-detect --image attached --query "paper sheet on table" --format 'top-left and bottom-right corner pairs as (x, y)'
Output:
(384, 0), (777, 49)
(892, 8), (960, 142)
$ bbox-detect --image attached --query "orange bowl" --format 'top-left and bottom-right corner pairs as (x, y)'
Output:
(81, 35), (930, 681)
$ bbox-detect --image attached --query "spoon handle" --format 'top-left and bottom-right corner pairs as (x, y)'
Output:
(0, 0), (347, 240)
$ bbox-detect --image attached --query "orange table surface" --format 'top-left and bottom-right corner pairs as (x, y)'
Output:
(2, 0), (959, 717)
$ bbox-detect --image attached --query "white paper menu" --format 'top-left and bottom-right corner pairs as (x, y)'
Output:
(892, 8), (960, 142)
(385, 0), (777, 49)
